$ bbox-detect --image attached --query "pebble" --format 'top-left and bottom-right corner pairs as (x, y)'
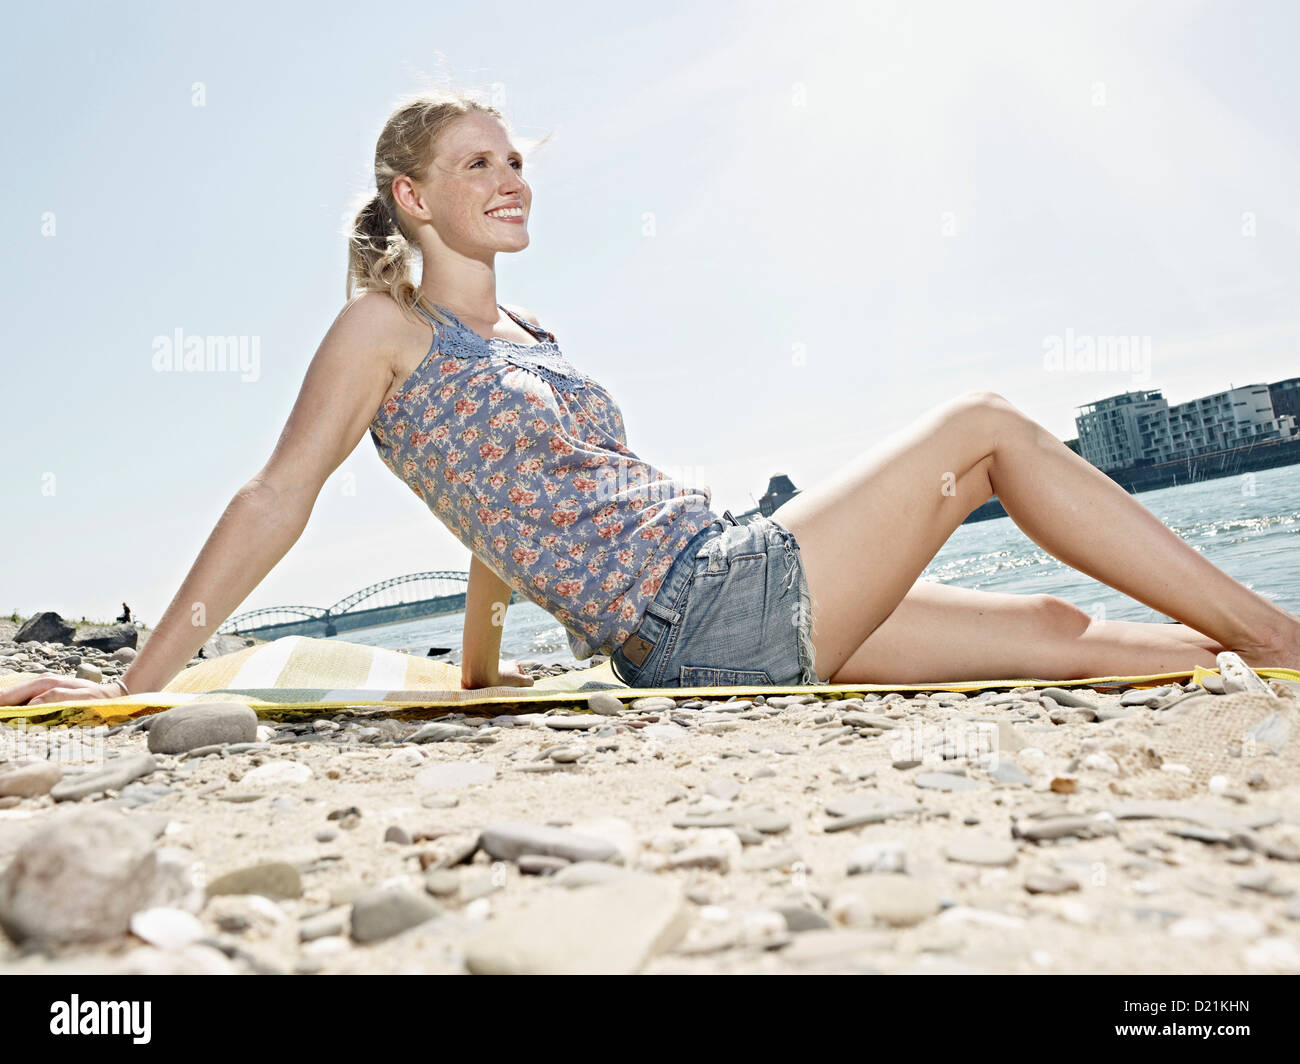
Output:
(1039, 687), (1099, 710)
(830, 877), (941, 928)
(146, 702), (259, 754)
(479, 821), (619, 864)
(129, 907), (206, 950)
(349, 887), (442, 943)
(463, 876), (690, 974)
(552, 861), (636, 889)
(988, 760), (1032, 786)
(1024, 874), (1080, 895)
(50, 752), (157, 802)
(206, 861), (303, 900)
(409, 723), (475, 743)
(586, 692), (624, 716)
(0, 760), (64, 798)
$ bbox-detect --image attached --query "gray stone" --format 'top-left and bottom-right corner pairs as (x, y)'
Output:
(1120, 686), (1174, 707)
(705, 776), (741, 801)
(206, 862), (302, 900)
(553, 861), (636, 888)
(586, 692), (625, 716)
(1248, 713), (1290, 753)
(409, 723), (475, 743)
(479, 821), (619, 864)
(824, 798), (922, 832)
(147, 702), (259, 754)
(544, 715), (603, 730)
(1013, 816), (1117, 842)
(0, 810), (158, 945)
(50, 752), (157, 801)
(463, 876), (690, 974)
(832, 877), (941, 928)
(776, 905), (831, 932)
(1038, 687), (1098, 710)
(1024, 874), (1080, 894)
(350, 887), (442, 943)
(0, 761), (63, 798)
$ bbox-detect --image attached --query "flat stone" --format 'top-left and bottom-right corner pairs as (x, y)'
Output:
(463, 876), (690, 974)
(831, 877), (941, 928)
(543, 715), (603, 730)
(705, 776), (741, 801)
(916, 772), (989, 792)
(146, 702), (258, 754)
(778, 928), (888, 964)
(0, 761), (64, 798)
(349, 887), (441, 943)
(129, 907), (205, 950)
(1024, 874), (1080, 895)
(206, 861), (302, 900)
(552, 861), (636, 889)
(409, 723), (475, 743)
(479, 821), (619, 864)
(0, 810), (158, 945)
(1013, 816), (1117, 842)
(943, 834), (1018, 867)
(1038, 687), (1098, 710)
(1120, 686), (1174, 707)
(775, 905), (831, 932)
(50, 752), (157, 802)
(824, 798), (923, 832)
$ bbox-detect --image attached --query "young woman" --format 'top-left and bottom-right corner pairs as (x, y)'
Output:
(9, 92), (1299, 707)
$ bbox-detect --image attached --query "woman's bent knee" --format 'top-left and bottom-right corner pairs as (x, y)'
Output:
(1035, 594), (1093, 637)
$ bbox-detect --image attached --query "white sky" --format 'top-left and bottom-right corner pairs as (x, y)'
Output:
(3, 0), (1297, 625)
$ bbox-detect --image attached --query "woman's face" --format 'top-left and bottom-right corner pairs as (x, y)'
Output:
(408, 112), (531, 258)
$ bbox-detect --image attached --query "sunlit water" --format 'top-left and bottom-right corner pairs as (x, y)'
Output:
(333, 464), (1300, 667)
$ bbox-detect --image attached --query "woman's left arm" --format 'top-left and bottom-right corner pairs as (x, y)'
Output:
(460, 553), (533, 688)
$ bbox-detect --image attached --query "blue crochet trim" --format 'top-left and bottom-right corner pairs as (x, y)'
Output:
(422, 303), (589, 393)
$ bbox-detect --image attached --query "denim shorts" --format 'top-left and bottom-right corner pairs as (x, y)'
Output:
(609, 510), (827, 688)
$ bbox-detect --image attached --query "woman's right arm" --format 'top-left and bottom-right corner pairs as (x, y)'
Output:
(7, 293), (404, 706)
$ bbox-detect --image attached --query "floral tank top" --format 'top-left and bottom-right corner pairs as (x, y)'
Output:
(368, 301), (720, 661)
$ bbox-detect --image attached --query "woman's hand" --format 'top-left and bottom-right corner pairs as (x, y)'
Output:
(460, 659), (536, 690)
(0, 674), (127, 706)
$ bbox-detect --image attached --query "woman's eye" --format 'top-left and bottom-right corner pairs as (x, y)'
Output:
(470, 158), (523, 170)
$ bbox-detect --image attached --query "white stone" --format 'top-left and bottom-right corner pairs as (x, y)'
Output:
(130, 907), (206, 949)
(240, 760), (313, 786)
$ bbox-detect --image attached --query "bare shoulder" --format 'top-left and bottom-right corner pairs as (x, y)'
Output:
(335, 290), (428, 351)
(502, 303), (542, 327)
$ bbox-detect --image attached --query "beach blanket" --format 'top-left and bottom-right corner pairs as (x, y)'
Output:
(1, 634), (1297, 727)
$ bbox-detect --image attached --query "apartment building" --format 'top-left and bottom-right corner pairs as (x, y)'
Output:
(1076, 381), (1299, 471)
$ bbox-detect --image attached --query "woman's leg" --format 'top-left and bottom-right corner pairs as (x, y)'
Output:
(771, 391), (1300, 682)
(832, 579), (1227, 683)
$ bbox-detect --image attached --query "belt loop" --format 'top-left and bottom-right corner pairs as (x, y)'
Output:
(644, 600), (681, 626)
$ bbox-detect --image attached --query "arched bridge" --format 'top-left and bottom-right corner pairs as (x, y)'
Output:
(218, 570), (524, 640)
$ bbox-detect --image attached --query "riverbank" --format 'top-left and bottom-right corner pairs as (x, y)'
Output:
(1, 623), (1298, 974)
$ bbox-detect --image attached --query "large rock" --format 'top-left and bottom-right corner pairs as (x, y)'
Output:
(14, 611), (75, 645)
(463, 876), (690, 974)
(147, 702), (258, 754)
(0, 810), (158, 945)
(71, 624), (138, 653)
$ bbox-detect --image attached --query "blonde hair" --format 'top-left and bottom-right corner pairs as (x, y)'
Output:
(345, 91), (516, 329)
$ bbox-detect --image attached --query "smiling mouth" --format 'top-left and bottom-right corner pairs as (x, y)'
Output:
(486, 207), (525, 220)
